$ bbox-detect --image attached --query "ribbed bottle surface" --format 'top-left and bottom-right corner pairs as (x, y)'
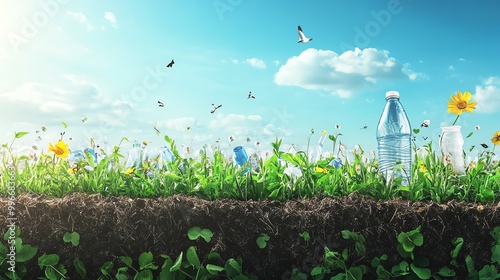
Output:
(376, 91), (412, 185)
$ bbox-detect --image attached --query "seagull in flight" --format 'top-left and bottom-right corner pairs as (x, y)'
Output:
(247, 91), (255, 99)
(297, 25), (312, 43)
(166, 59), (175, 68)
(211, 103), (222, 114)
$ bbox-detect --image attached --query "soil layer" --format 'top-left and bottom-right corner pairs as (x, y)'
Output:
(2, 192), (500, 279)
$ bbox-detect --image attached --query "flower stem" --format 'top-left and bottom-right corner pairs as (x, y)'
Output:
(451, 115), (460, 126)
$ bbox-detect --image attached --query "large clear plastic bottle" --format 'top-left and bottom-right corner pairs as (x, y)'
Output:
(376, 91), (412, 185)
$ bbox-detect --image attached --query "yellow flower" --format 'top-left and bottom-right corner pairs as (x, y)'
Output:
(124, 167), (135, 175)
(48, 140), (70, 159)
(492, 131), (500, 146)
(315, 166), (329, 173)
(321, 130), (327, 135)
(419, 162), (428, 173)
(447, 91), (477, 116)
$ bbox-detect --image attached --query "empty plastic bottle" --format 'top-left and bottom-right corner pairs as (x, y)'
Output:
(309, 131), (327, 163)
(125, 141), (143, 169)
(376, 91), (412, 185)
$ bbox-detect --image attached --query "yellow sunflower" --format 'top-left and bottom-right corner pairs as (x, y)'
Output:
(492, 131), (500, 146)
(447, 91), (477, 125)
(48, 140), (70, 159)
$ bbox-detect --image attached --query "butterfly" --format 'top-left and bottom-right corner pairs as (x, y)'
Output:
(211, 104), (222, 114)
(481, 143), (489, 148)
(166, 59), (174, 68)
(158, 101), (164, 107)
(247, 91), (255, 99)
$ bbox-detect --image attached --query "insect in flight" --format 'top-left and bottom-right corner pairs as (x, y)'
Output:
(152, 122), (161, 136)
(210, 104), (222, 114)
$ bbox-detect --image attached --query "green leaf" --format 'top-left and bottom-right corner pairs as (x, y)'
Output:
(437, 266), (456, 277)
(207, 252), (221, 260)
(206, 264), (224, 275)
(134, 269), (153, 280)
(100, 261), (114, 276)
(465, 255), (476, 273)
(299, 231), (310, 242)
(170, 252), (183, 272)
(256, 234), (270, 249)
(346, 266), (363, 280)
(188, 226), (201, 240)
(225, 258), (243, 277)
(413, 128), (420, 134)
(15, 131), (29, 139)
(38, 254), (59, 268)
(466, 132), (474, 138)
(479, 265), (500, 278)
(63, 232), (80, 246)
(4, 225), (20, 240)
(119, 256), (133, 268)
(186, 246), (201, 269)
(410, 263), (431, 279)
(74, 258), (87, 279)
(200, 228), (213, 243)
(61, 122), (68, 128)
(138, 251), (154, 270)
(116, 267), (129, 280)
(16, 244), (37, 262)
(450, 237), (464, 266)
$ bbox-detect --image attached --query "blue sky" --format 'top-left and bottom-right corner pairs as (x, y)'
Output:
(1, 0), (499, 161)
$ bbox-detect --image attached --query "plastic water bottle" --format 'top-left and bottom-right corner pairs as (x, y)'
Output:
(376, 91), (412, 185)
(309, 131), (327, 163)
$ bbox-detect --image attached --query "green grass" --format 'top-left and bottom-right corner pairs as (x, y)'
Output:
(1, 132), (499, 203)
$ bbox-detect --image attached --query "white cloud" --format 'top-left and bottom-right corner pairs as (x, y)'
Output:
(161, 117), (197, 132)
(67, 11), (93, 30)
(448, 65), (455, 71)
(104, 12), (118, 28)
(209, 114), (262, 130)
(274, 48), (421, 98)
(245, 58), (266, 69)
(474, 76), (500, 113)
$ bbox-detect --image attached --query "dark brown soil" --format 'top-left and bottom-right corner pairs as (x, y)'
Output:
(2, 192), (500, 279)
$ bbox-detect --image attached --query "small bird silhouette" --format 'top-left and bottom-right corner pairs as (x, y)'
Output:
(297, 25), (312, 43)
(247, 91), (255, 99)
(210, 104), (222, 114)
(158, 101), (164, 107)
(166, 59), (175, 68)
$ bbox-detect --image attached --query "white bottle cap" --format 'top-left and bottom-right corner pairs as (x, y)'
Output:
(386, 91), (400, 100)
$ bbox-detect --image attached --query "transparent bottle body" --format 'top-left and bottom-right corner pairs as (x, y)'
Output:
(377, 98), (412, 185)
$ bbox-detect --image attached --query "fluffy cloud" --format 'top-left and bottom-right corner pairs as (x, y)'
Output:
(67, 11), (93, 30)
(245, 58), (266, 69)
(274, 48), (420, 98)
(474, 76), (500, 113)
(162, 117), (198, 132)
(104, 12), (118, 28)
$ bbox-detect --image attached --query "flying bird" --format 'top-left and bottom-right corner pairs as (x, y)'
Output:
(297, 25), (312, 43)
(211, 103), (222, 114)
(247, 91), (255, 99)
(166, 59), (175, 68)
(360, 125), (368, 130)
(421, 120), (430, 127)
(158, 101), (164, 107)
